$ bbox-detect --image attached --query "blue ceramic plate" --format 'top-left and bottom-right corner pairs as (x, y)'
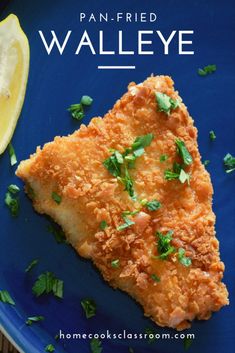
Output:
(0, 0), (235, 352)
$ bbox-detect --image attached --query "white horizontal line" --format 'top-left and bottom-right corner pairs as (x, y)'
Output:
(98, 66), (136, 69)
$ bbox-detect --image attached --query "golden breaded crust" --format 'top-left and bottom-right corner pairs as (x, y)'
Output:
(16, 75), (228, 330)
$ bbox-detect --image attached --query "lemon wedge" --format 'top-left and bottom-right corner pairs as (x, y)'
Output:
(0, 14), (29, 154)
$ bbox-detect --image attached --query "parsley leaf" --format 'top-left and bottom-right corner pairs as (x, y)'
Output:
(155, 231), (175, 260)
(155, 92), (179, 115)
(51, 192), (62, 204)
(198, 64), (216, 76)
(45, 344), (55, 352)
(160, 154), (168, 162)
(68, 96), (93, 120)
(179, 169), (190, 184)
(117, 215), (135, 231)
(111, 259), (120, 268)
(103, 134), (154, 198)
(178, 248), (192, 267)
(90, 338), (103, 353)
(224, 153), (235, 173)
(103, 151), (123, 177)
(5, 192), (20, 217)
(80, 95), (93, 106)
(32, 272), (63, 299)
(175, 139), (193, 165)
(203, 160), (210, 167)
(129, 348), (134, 353)
(26, 316), (44, 326)
(47, 223), (67, 244)
(164, 170), (180, 181)
(144, 327), (156, 344)
(183, 337), (193, 350)
(81, 298), (96, 319)
(131, 133), (154, 155)
(151, 274), (160, 282)
(100, 220), (108, 230)
(8, 184), (20, 194)
(8, 143), (17, 166)
(25, 259), (39, 273)
(209, 130), (216, 141)
(68, 103), (84, 120)
(145, 200), (161, 211)
(0, 290), (15, 305)
(118, 166), (135, 199)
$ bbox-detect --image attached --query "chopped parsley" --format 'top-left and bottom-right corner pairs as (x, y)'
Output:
(183, 337), (193, 350)
(90, 338), (103, 353)
(224, 153), (235, 173)
(100, 220), (108, 230)
(209, 130), (216, 141)
(198, 64), (216, 76)
(0, 290), (15, 305)
(8, 184), (20, 194)
(32, 272), (63, 299)
(155, 231), (175, 260)
(25, 259), (39, 273)
(203, 160), (210, 167)
(160, 154), (168, 162)
(150, 274), (160, 282)
(68, 95), (93, 121)
(165, 140), (192, 184)
(117, 166), (135, 199)
(164, 169), (181, 181)
(27, 185), (36, 199)
(80, 95), (93, 106)
(47, 223), (67, 243)
(179, 169), (190, 184)
(145, 199), (161, 211)
(117, 215), (135, 231)
(51, 192), (62, 204)
(178, 248), (192, 267)
(164, 165), (190, 184)
(111, 259), (120, 268)
(103, 151), (123, 177)
(26, 316), (44, 326)
(5, 191), (20, 217)
(45, 344), (55, 352)
(103, 134), (154, 198)
(8, 143), (17, 166)
(175, 139), (193, 166)
(144, 327), (156, 344)
(81, 298), (96, 319)
(131, 134), (154, 157)
(155, 92), (179, 115)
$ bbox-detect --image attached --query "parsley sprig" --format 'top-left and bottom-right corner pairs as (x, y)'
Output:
(224, 153), (235, 174)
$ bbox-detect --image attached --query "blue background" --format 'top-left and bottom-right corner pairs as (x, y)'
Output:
(0, 0), (235, 352)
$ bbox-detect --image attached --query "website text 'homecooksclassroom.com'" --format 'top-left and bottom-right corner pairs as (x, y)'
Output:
(58, 329), (195, 342)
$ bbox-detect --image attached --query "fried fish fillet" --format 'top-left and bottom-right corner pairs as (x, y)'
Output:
(16, 75), (228, 330)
